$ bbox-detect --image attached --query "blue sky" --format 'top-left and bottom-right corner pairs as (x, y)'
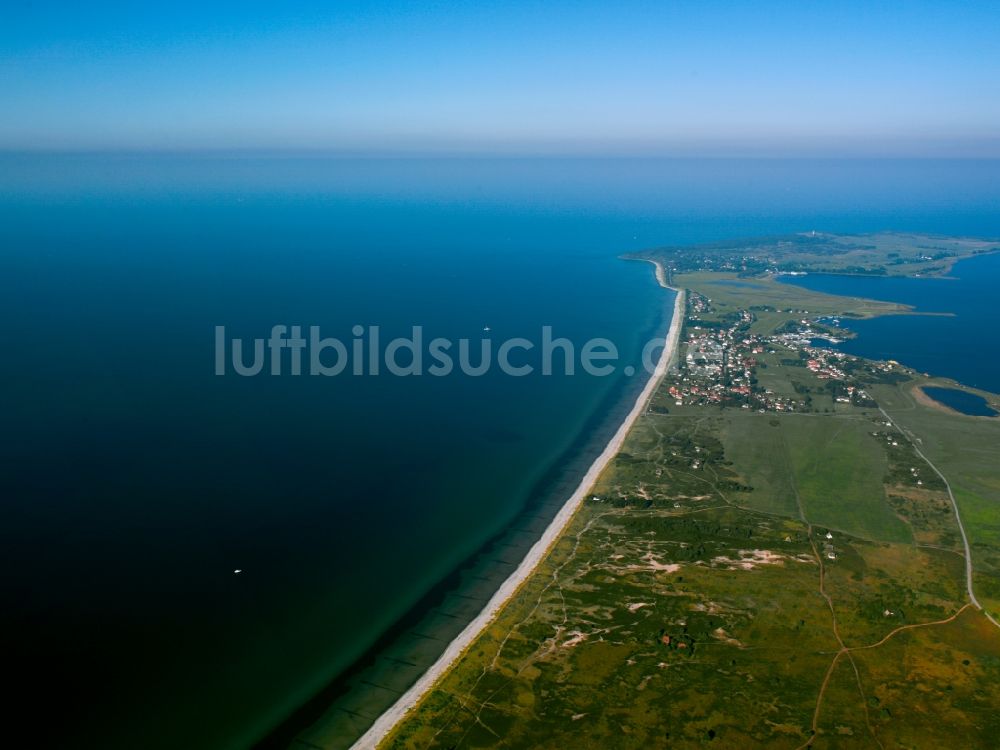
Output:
(2, 1), (998, 154)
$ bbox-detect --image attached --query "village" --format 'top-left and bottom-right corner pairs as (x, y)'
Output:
(659, 290), (899, 414)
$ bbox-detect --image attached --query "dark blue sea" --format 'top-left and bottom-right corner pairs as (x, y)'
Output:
(782, 251), (1000, 394)
(1, 156), (998, 749)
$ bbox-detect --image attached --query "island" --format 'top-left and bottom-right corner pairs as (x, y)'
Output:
(347, 233), (1000, 749)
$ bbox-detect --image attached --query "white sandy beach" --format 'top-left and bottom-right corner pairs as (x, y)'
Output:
(352, 260), (685, 749)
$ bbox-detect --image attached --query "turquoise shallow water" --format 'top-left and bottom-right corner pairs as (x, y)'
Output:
(1, 156), (998, 748)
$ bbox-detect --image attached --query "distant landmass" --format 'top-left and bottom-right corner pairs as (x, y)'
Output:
(638, 230), (998, 278)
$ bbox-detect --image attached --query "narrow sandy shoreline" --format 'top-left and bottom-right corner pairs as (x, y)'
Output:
(352, 260), (684, 749)
(912, 384), (965, 416)
(911, 383), (1000, 419)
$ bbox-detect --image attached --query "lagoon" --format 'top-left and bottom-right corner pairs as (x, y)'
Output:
(922, 386), (998, 417)
(781, 252), (1000, 395)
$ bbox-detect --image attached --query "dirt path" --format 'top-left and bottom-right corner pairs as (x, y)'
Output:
(878, 406), (999, 629)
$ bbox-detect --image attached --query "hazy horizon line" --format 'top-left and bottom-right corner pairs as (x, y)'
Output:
(4, 144), (1000, 160)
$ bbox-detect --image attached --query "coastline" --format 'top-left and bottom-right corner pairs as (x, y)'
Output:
(351, 261), (685, 749)
(775, 252), (1000, 396)
(912, 383), (967, 417)
(912, 382), (1000, 419)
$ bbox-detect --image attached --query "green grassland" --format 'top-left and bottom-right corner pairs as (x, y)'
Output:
(386, 407), (1000, 748)
(722, 413), (909, 543)
(672, 272), (909, 333)
(871, 379), (1000, 614)
(636, 232), (999, 279)
(383, 237), (1000, 749)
